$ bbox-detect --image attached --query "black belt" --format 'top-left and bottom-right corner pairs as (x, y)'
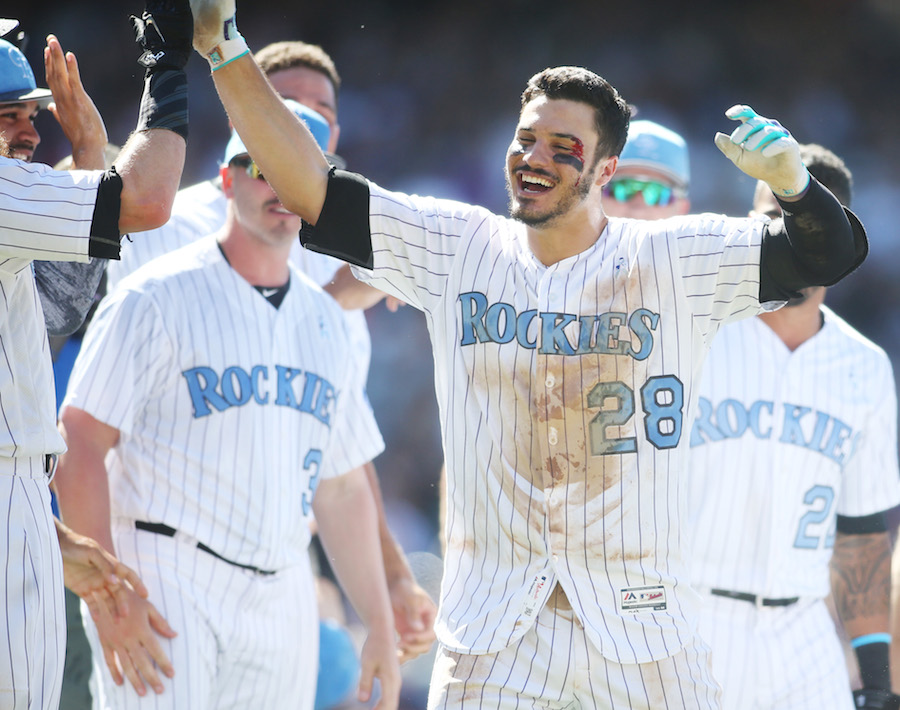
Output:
(134, 521), (276, 576)
(710, 588), (799, 607)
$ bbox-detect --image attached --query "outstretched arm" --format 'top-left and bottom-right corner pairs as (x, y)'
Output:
(190, 0), (330, 223)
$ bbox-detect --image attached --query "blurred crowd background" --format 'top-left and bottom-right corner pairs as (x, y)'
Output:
(14, 0), (900, 703)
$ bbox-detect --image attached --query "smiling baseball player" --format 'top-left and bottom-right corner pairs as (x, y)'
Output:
(53, 101), (401, 710)
(187, 5), (868, 704)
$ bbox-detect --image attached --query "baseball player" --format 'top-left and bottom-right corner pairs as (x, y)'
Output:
(0, 3), (192, 707)
(687, 145), (900, 710)
(53, 100), (402, 710)
(190, 6), (868, 704)
(100, 37), (436, 666)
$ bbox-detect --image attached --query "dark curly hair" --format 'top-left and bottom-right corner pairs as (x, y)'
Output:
(521, 66), (631, 166)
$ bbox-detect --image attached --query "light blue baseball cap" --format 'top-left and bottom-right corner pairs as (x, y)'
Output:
(0, 37), (52, 107)
(223, 99), (330, 165)
(619, 120), (690, 189)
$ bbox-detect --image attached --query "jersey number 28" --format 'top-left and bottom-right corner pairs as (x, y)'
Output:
(587, 374), (684, 455)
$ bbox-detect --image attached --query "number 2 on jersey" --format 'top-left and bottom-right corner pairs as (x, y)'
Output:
(793, 484), (836, 549)
(587, 374), (684, 455)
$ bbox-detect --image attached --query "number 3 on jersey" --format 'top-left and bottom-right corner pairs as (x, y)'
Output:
(301, 449), (323, 515)
(587, 374), (684, 455)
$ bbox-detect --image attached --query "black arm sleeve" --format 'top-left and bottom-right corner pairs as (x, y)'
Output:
(758, 176), (867, 302)
(34, 260), (107, 336)
(88, 167), (125, 260)
(299, 168), (373, 270)
(835, 511), (889, 535)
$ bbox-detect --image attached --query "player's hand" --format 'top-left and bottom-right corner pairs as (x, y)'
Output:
(189, 0), (244, 62)
(356, 625), (401, 710)
(43, 35), (108, 170)
(133, 0), (194, 72)
(58, 523), (149, 619)
(714, 105), (810, 198)
(86, 586), (177, 697)
(389, 576), (437, 664)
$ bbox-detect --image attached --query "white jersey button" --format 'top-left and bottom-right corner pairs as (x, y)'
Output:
(548, 427), (558, 445)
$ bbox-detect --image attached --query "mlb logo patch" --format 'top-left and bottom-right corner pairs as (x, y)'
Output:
(619, 585), (667, 613)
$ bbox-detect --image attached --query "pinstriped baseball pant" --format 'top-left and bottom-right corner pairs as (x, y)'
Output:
(428, 586), (720, 709)
(84, 523), (319, 710)
(0, 460), (65, 710)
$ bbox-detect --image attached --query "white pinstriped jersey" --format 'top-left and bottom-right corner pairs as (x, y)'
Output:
(351, 181), (772, 664)
(63, 236), (384, 571)
(0, 158), (102, 459)
(106, 178), (373, 377)
(688, 307), (900, 599)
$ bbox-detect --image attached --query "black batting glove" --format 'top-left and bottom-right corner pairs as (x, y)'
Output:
(132, 0), (193, 72)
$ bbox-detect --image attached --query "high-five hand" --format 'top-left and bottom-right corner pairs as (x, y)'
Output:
(714, 105), (810, 198)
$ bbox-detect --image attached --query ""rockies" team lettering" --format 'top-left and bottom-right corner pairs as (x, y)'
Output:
(690, 396), (858, 465)
(458, 292), (658, 358)
(182, 364), (337, 424)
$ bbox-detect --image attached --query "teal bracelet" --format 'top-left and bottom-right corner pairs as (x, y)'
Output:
(851, 633), (891, 648)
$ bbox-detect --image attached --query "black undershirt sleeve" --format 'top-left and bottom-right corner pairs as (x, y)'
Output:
(299, 168), (373, 269)
(835, 511), (889, 535)
(88, 167), (125, 260)
(758, 176), (867, 302)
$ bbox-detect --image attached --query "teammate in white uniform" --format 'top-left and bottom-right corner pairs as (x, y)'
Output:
(53, 100), (402, 710)
(190, 8), (868, 702)
(101, 38), (437, 671)
(687, 145), (900, 710)
(0, 5), (191, 708)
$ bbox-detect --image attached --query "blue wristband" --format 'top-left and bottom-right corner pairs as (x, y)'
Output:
(851, 633), (891, 649)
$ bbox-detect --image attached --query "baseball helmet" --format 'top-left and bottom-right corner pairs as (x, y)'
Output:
(0, 37), (52, 107)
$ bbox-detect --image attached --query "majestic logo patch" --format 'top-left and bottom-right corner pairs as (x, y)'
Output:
(619, 585), (667, 613)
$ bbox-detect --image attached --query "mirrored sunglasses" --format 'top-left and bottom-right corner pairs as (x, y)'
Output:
(229, 155), (265, 182)
(603, 178), (681, 207)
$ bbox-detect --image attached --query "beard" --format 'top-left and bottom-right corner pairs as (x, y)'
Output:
(506, 165), (594, 228)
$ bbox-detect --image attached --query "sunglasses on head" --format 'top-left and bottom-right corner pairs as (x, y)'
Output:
(603, 177), (682, 207)
(229, 155), (265, 181)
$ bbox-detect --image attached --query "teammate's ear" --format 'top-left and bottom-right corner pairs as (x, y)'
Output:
(220, 165), (234, 197)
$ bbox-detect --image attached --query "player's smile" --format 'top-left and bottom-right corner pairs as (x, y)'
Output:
(505, 96), (601, 227)
(516, 170), (557, 195)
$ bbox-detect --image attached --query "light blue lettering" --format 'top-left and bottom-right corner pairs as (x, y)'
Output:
(626, 309), (659, 361)
(539, 312), (577, 355)
(459, 292), (489, 346)
(183, 366), (229, 418)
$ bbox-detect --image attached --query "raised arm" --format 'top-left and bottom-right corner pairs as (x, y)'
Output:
(190, 0), (329, 223)
(114, 0), (192, 233)
(714, 105), (866, 300)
